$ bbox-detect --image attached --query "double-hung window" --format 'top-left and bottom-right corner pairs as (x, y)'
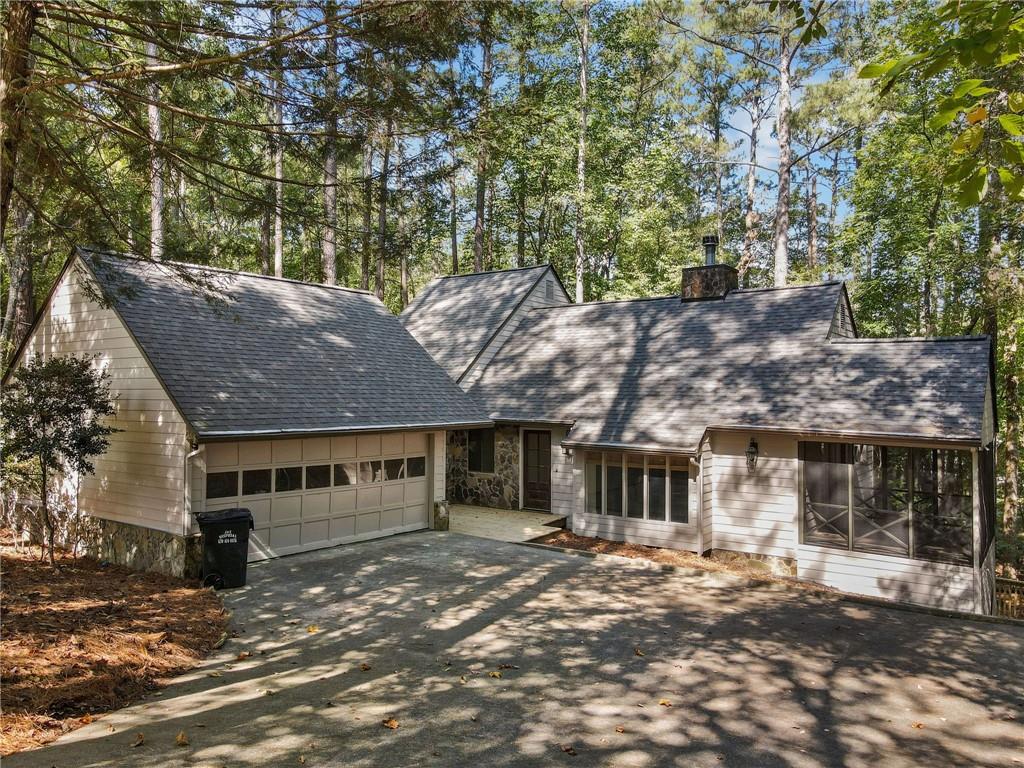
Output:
(468, 428), (495, 473)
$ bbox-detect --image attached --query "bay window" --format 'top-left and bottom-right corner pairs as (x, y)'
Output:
(801, 441), (973, 566)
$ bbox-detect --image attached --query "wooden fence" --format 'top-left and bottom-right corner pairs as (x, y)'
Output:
(995, 578), (1024, 619)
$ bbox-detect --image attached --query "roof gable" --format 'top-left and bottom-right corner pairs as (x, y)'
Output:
(79, 249), (489, 438)
(400, 265), (567, 381)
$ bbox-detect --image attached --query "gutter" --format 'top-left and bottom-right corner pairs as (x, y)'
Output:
(196, 420), (494, 443)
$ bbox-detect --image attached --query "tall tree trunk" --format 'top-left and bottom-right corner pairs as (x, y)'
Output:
(361, 136), (372, 290)
(806, 169), (817, 271)
(516, 37), (528, 269)
(321, 1), (339, 285)
(0, 0), (37, 243)
(1, 201), (34, 358)
(259, 188), (272, 275)
(825, 149), (840, 278)
(376, 116), (392, 301)
(738, 121), (759, 282)
(272, 5), (284, 278)
(1004, 332), (1021, 539)
(573, 1), (589, 304)
(146, 39), (164, 260)
(922, 190), (942, 335)
(713, 95), (724, 248)
(473, 13), (492, 273)
(449, 136), (459, 274)
(772, 31), (793, 288)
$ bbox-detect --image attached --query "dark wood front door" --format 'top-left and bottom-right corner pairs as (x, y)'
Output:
(523, 430), (551, 511)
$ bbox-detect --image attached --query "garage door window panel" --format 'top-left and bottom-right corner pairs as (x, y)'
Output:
(207, 471), (238, 499)
(334, 462), (358, 486)
(275, 466), (303, 493)
(305, 464), (331, 489)
(406, 456), (426, 478)
(383, 459), (405, 481)
(242, 469), (271, 496)
(359, 460), (382, 483)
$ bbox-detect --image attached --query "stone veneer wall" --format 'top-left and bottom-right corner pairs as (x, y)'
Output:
(82, 517), (202, 579)
(447, 426), (520, 509)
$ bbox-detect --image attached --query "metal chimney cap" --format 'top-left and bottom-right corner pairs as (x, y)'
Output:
(701, 235), (720, 245)
(702, 234), (719, 265)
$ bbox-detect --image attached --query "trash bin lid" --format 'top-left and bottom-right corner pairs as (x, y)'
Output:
(196, 508), (253, 526)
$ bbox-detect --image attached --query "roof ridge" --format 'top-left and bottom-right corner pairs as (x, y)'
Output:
(78, 246), (375, 297)
(729, 281), (842, 295)
(439, 264), (551, 279)
(831, 335), (990, 344)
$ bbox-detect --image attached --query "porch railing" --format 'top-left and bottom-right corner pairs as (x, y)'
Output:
(995, 578), (1024, 619)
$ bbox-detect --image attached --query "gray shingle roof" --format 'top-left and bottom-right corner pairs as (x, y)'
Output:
(80, 250), (490, 438)
(400, 265), (554, 381)
(468, 283), (990, 451)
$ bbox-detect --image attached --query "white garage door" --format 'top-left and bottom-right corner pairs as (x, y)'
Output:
(201, 432), (431, 561)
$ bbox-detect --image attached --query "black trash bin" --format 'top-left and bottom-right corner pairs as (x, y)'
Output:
(196, 508), (254, 589)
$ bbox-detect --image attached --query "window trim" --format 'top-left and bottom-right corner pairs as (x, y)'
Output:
(585, 450), (692, 527)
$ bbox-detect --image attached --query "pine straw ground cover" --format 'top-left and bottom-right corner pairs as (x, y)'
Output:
(0, 537), (228, 755)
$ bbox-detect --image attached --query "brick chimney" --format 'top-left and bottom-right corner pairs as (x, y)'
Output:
(681, 235), (738, 301)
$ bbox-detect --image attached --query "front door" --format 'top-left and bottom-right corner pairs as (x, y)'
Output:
(523, 430), (551, 511)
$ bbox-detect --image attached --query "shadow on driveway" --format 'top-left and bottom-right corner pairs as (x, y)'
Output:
(8, 531), (1023, 768)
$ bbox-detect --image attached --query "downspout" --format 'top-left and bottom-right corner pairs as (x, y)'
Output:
(183, 442), (204, 538)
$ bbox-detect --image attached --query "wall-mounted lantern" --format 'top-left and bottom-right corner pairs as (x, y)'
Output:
(745, 438), (759, 470)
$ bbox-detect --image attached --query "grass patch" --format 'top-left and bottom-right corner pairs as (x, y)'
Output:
(0, 537), (228, 755)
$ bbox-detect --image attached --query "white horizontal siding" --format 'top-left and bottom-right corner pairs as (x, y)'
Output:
(18, 260), (189, 535)
(701, 441), (713, 553)
(550, 426), (574, 518)
(797, 545), (977, 612)
(575, 512), (699, 550)
(710, 431), (797, 559)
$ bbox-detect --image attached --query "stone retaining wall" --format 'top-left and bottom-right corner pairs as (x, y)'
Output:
(82, 517), (202, 579)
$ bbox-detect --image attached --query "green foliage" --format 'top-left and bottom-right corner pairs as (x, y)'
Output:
(1, 355), (118, 563)
(859, 0), (1024, 205)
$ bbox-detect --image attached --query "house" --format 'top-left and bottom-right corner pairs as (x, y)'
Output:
(401, 258), (998, 615)
(10, 246), (997, 615)
(7, 248), (490, 576)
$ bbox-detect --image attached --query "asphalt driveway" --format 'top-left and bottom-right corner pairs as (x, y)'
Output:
(9, 532), (1023, 768)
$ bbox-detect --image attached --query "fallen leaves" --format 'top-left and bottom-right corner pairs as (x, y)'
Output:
(633, 648), (645, 657)
(659, 699), (672, 707)
(131, 733), (145, 748)
(206, 671), (223, 678)
(488, 671), (502, 679)
(175, 730), (189, 747)
(911, 722), (925, 729)
(78, 714), (94, 725)
(237, 651), (252, 661)
(360, 662), (372, 671)
(306, 625), (319, 634)
(560, 744), (578, 756)
(615, 726), (625, 734)
(382, 718), (400, 730)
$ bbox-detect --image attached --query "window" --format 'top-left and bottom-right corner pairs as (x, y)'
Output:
(468, 429), (495, 473)
(275, 466), (303, 493)
(334, 462), (358, 486)
(383, 459), (405, 481)
(605, 454), (623, 516)
(670, 464), (689, 523)
(802, 442), (851, 548)
(800, 442), (973, 566)
(207, 471), (238, 499)
(305, 464), (331, 489)
(586, 453), (603, 514)
(359, 460), (382, 483)
(406, 456), (426, 478)
(242, 468), (271, 496)
(626, 458), (644, 518)
(648, 458), (667, 521)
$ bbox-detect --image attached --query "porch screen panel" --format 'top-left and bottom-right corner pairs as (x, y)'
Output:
(979, 443), (996, 557)
(852, 445), (909, 556)
(802, 442), (850, 548)
(913, 448), (972, 566)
